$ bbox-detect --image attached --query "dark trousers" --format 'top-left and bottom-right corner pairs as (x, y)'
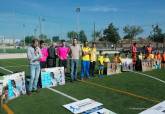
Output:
(90, 61), (96, 77)
(47, 58), (56, 68)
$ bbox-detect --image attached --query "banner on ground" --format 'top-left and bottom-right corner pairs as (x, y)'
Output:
(63, 98), (116, 114)
(142, 59), (161, 71)
(41, 67), (65, 88)
(63, 98), (103, 114)
(139, 100), (165, 114)
(107, 63), (121, 75)
(121, 58), (133, 71)
(1, 72), (26, 102)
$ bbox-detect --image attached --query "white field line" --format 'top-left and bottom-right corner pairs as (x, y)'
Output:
(4, 65), (29, 68)
(0, 66), (14, 73)
(130, 71), (165, 84)
(129, 107), (147, 110)
(47, 87), (79, 102)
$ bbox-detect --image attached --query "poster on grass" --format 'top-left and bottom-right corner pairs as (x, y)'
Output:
(90, 108), (117, 114)
(63, 98), (103, 114)
(142, 59), (161, 71)
(41, 67), (65, 88)
(152, 60), (161, 70)
(139, 100), (165, 114)
(142, 60), (153, 71)
(107, 63), (121, 75)
(2, 72), (26, 102)
(0, 79), (3, 96)
(121, 58), (133, 71)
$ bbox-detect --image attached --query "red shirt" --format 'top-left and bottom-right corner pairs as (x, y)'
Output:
(132, 45), (137, 53)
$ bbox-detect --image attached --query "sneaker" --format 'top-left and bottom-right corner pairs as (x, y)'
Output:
(27, 91), (32, 96)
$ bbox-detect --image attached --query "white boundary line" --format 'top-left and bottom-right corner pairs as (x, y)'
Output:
(129, 107), (147, 110)
(4, 65), (29, 68)
(47, 87), (79, 102)
(130, 71), (165, 84)
(0, 66), (14, 73)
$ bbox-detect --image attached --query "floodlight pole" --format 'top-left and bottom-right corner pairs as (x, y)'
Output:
(76, 7), (80, 39)
(39, 16), (42, 39)
(93, 22), (96, 41)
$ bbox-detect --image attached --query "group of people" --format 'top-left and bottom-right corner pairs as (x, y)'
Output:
(131, 43), (165, 70)
(26, 38), (92, 94)
(27, 39), (165, 95)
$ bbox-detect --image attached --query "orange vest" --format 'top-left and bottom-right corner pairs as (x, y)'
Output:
(162, 53), (165, 61)
(157, 54), (161, 60)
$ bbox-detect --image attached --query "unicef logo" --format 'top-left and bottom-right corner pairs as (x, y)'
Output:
(70, 106), (80, 113)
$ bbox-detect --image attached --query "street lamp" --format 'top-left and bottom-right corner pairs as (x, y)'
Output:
(39, 16), (45, 39)
(22, 24), (26, 47)
(76, 7), (80, 39)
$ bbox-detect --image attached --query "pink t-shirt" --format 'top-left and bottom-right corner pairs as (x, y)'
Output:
(40, 48), (48, 62)
(57, 46), (70, 60)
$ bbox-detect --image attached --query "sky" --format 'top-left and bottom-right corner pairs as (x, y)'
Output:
(0, 0), (165, 40)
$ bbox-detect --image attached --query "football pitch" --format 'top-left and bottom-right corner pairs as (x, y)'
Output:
(0, 58), (165, 114)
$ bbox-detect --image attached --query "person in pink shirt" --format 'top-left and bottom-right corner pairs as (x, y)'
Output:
(38, 40), (48, 88)
(57, 40), (70, 73)
(39, 40), (48, 68)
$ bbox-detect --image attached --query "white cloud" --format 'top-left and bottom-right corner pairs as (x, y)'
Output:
(82, 6), (118, 12)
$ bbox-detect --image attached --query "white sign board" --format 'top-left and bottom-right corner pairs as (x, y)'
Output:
(63, 98), (103, 114)
(41, 67), (65, 88)
(139, 101), (165, 114)
(121, 58), (133, 71)
(90, 108), (117, 114)
(2, 72), (26, 101)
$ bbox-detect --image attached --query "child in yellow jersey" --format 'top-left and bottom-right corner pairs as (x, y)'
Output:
(98, 51), (104, 78)
(103, 53), (110, 75)
(148, 51), (154, 60)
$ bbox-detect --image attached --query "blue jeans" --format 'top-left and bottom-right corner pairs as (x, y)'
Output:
(29, 64), (41, 92)
(81, 61), (90, 79)
(71, 59), (79, 81)
(99, 65), (104, 78)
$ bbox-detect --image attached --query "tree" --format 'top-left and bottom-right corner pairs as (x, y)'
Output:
(92, 31), (101, 41)
(103, 23), (120, 44)
(123, 25), (143, 39)
(39, 34), (47, 40)
(148, 24), (164, 42)
(67, 31), (78, 42)
(39, 34), (51, 44)
(148, 24), (165, 48)
(79, 30), (87, 43)
(25, 35), (35, 44)
(52, 36), (60, 42)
